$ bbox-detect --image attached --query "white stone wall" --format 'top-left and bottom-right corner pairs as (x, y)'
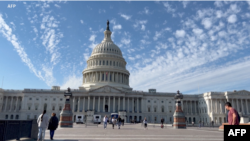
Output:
(0, 88), (249, 125)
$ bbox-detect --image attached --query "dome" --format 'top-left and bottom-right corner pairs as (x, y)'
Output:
(81, 20), (132, 91)
(91, 41), (122, 56)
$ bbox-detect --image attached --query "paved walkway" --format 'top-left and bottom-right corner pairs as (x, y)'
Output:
(42, 123), (223, 141)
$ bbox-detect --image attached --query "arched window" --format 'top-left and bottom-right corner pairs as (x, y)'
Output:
(99, 61), (101, 65)
(106, 61), (108, 65)
(103, 61), (105, 65)
(148, 107), (150, 112)
(162, 107), (164, 112)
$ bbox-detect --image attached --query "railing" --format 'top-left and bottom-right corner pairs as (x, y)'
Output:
(0, 119), (37, 141)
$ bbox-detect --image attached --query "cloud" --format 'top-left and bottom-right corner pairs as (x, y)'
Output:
(54, 4), (60, 8)
(163, 2), (176, 13)
(80, 20), (84, 24)
(214, 1), (223, 7)
(133, 20), (147, 31)
(227, 14), (237, 23)
(175, 30), (186, 38)
(0, 14), (55, 86)
(121, 38), (131, 45)
(182, 1), (189, 8)
(61, 74), (82, 89)
(113, 24), (122, 30)
(89, 34), (96, 42)
(192, 28), (203, 35)
(139, 7), (151, 15)
(119, 14), (131, 20)
(201, 18), (212, 29)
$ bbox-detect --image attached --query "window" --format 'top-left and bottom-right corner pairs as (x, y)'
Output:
(154, 101), (156, 103)
(148, 107), (150, 112)
(35, 106), (38, 110)
(53, 98), (56, 101)
(162, 101), (164, 103)
(113, 62), (115, 66)
(45, 98), (47, 101)
(99, 61), (101, 65)
(162, 107), (164, 112)
(36, 98), (39, 100)
(15, 115), (19, 119)
(170, 117), (172, 122)
(59, 106), (62, 111)
(106, 61), (108, 65)
(60, 98), (63, 101)
(29, 98), (32, 100)
(169, 101), (171, 103)
(52, 106), (55, 110)
(103, 61), (105, 65)
(5, 115), (8, 119)
(148, 100), (150, 103)
(10, 115), (13, 119)
(28, 107), (31, 110)
(110, 61), (112, 66)
(154, 108), (157, 112)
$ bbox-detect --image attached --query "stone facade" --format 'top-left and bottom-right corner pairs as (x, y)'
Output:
(1, 23), (250, 125)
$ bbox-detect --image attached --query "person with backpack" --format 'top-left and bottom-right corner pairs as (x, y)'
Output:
(48, 113), (59, 140)
(225, 102), (240, 125)
(37, 110), (49, 141)
(117, 116), (122, 129)
(111, 117), (116, 129)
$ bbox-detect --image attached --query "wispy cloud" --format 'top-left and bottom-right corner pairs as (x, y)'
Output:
(119, 13), (132, 20)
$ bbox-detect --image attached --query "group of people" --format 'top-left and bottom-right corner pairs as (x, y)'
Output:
(36, 101), (239, 140)
(103, 115), (123, 129)
(37, 110), (59, 141)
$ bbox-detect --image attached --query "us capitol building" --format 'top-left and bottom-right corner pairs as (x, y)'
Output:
(0, 22), (250, 125)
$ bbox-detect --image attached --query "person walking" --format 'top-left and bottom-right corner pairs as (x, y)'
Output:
(117, 116), (122, 129)
(160, 118), (164, 128)
(112, 117), (116, 129)
(48, 113), (59, 140)
(37, 110), (49, 141)
(143, 117), (148, 130)
(103, 115), (108, 129)
(192, 121), (194, 127)
(225, 102), (240, 125)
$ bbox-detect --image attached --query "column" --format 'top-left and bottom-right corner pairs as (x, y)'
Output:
(123, 97), (125, 111)
(219, 99), (222, 114)
(99, 72), (102, 82)
(241, 99), (244, 115)
(190, 101), (192, 114)
(137, 98), (139, 113)
(210, 99), (213, 113)
(72, 97), (75, 112)
(15, 97), (19, 111)
(10, 97), (13, 111)
(103, 96), (105, 112)
(113, 96), (115, 112)
(78, 97), (80, 112)
(194, 101), (196, 114)
(93, 96), (95, 111)
(95, 72), (98, 82)
(127, 98), (129, 112)
(98, 96), (100, 112)
(236, 99), (239, 113)
(112, 72), (114, 82)
(108, 96), (111, 112)
(88, 96), (90, 110)
(83, 97), (85, 112)
(246, 99), (249, 114)
(118, 97), (120, 111)
(132, 98), (134, 113)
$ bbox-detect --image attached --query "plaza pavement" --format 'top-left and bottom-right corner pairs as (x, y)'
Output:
(42, 123), (223, 141)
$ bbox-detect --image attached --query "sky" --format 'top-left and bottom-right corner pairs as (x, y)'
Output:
(0, 0), (250, 94)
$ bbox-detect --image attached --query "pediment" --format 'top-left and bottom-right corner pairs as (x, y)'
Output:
(89, 85), (125, 93)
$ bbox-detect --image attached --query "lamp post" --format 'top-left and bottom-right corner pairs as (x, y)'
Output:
(59, 87), (73, 128)
(173, 90), (186, 129)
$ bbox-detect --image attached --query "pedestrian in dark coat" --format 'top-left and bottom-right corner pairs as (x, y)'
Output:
(48, 113), (59, 140)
